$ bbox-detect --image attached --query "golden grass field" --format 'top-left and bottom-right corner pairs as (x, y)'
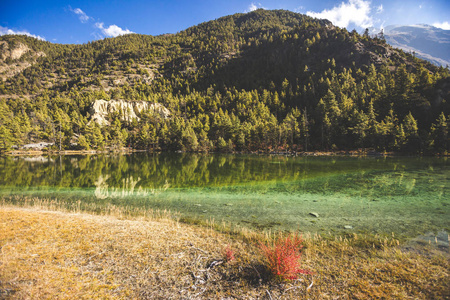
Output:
(1, 204), (449, 299)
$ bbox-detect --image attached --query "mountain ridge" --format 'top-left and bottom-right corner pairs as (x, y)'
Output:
(0, 9), (448, 154)
(383, 24), (450, 67)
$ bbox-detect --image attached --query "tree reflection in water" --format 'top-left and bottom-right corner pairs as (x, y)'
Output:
(0, 153), (448, 237)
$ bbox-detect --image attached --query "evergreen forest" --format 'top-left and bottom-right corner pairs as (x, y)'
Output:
(0, 9), (449, 154)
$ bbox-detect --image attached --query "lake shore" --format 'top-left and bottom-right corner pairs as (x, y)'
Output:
(1, 205), (448, 299)
(5, 148), (383, 157)
(4, 147), (449, 157)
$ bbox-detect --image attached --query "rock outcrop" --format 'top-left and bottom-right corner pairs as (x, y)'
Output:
(89, 99), (170, 126)
(0, 41), (46, 81)
(0, 41), (30, 61)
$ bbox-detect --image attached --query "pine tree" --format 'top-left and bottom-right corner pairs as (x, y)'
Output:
(430, 113), (448, 153)
(402, 112), (420, 152)
(181, 125), (198, 152)
(110, 118), (125, 150)
(77, 134), (90, 150)
(379, 107), (398, 151)
(301, 108), (309, 151)
(282, 108), (300, 149)
(0, 126), (14, 152)
(217, 136), (227, 152)
(350, 110), (369, 148)
(366, 100), (379, 147)
(403, 112), (418, 137)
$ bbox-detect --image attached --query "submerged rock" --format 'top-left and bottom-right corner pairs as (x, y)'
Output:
(406, 230), (449, 251)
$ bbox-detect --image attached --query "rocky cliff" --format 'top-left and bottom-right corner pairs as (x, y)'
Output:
(89, 99), (170, 126)
(0, 41), (30, 61)
(0, 40), (45, 81)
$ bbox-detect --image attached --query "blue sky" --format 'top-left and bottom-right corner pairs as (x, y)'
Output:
(1, 0), (449, 44)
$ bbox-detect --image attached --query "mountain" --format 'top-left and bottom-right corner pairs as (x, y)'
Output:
(384, 24), (450, 67)
(0, 9), (449, 154)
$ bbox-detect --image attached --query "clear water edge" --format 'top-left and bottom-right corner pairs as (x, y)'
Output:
(1, 153), (448, 239)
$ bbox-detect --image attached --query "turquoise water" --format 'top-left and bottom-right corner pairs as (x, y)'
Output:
(0, 153), (449, 237)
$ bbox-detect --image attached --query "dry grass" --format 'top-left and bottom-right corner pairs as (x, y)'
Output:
(1, 205), (449, 299)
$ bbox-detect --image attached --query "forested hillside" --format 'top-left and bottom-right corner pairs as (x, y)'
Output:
(0, 9), (449, 153)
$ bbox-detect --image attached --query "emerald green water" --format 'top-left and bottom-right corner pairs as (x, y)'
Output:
(1, 153), (449, 237)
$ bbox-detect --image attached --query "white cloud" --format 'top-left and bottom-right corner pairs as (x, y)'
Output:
(95, 22), (133, 37)
(70, 7), (91, 23)
(376, 4), (383, 14)
(0, 26), (45, 40)
(248, 3), (258, 12)
(306, 0), (373, 29)
(246, 2), (264, 12)
(67, 6), (133, 38)
(433, 21), (450, 30)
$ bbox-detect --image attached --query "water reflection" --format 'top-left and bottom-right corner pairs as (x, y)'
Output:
(94, 174), (170, 199)
(0, 153), (448, 236)
(0, 153), (448, 197)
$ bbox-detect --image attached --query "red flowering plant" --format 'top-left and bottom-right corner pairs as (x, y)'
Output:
(260, 235), (311, 280)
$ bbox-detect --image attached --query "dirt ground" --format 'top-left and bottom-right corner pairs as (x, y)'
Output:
(1, 206), (448, 299)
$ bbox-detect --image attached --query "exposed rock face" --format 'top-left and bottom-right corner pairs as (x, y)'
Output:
(89, 99), (170, 126)
(0, 41), (46, 81)
(0, 41), (30, 61)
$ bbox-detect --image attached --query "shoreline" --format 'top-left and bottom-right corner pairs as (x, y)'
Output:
(3, 148), (449, 157)
(1, 205), (449, 299)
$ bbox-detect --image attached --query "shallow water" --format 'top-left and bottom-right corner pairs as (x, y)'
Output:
(1, 153), (449, 237)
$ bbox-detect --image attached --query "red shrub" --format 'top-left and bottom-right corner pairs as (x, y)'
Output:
(260, 235), (310, 280)
(222, 245), (235, 262)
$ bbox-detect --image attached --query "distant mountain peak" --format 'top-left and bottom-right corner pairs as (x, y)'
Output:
(383, 24), (450, 66)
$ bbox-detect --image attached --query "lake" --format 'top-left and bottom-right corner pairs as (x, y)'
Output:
(1, 153), (449, 238)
